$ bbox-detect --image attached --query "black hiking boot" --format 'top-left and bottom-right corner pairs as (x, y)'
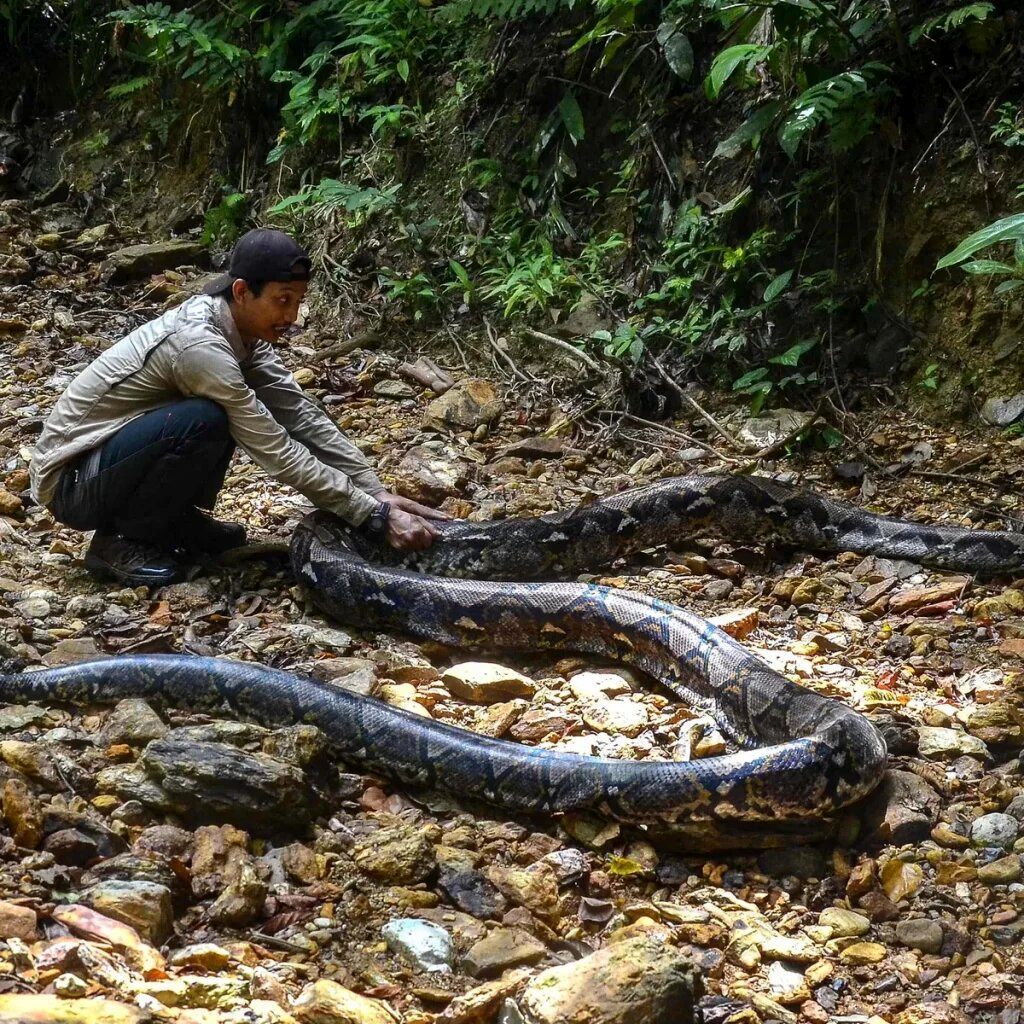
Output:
(84, 533), (185, 587)
(175, 508), (247, 556)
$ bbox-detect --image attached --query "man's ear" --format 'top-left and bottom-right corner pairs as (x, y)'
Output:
(231, 279), (249, 303)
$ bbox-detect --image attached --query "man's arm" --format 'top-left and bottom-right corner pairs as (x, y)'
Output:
(172, 335), (379, 524)
(244, 343), (384, 495)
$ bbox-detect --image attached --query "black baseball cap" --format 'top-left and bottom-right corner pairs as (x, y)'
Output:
(203, 228), (312, 295)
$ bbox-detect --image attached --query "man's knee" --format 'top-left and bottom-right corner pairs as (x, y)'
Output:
(178, 398), (229, 439)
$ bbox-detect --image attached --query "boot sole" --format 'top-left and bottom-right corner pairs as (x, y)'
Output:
(84, 551), (185, 587)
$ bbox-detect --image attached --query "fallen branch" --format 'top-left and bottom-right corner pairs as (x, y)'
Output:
(525, 329), (603, 373)
(310, 329), (381, 363)
(620, 413), (741, 464)
(485, 319), (535, 383)
(397, 356), (455, 394)
(650, 355), (744, 451)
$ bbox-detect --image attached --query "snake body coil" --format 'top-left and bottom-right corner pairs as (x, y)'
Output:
(5, 474), (1019, 825)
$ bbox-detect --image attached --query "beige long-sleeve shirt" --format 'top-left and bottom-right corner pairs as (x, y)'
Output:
(30, 294), (383, 524)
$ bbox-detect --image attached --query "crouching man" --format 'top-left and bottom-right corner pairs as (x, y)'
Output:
(31, 228), (446, 585)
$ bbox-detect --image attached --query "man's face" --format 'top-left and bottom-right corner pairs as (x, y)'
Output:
(233, 279), (308, 343)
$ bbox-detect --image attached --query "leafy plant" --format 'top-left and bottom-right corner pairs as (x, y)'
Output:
(918, 363), (940, 391)
(270, 178), (402, 229)
(82, 130), (110, 156)
(991, 103), (1024, 149)
(908, 3), (995, 45)
(202, 191), (247, 246)
(936, 213), (1024, 296)
(112, 3), (252, 92)
(732, 339), (820, 413)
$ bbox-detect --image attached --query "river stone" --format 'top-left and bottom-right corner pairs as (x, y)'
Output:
(139, 737), (320, 830)
(393, 444), (470, 503)
(859, 770), (941, 845)
(306, 657), (377, 696)
(0, 899), (37, 939)
(83, 853), (188, 908)
(971, 812), (1019, 849)
(581, 698), (648, 737)
(738, 408), (813, 449)
(486, 861), (559, 916)
(352, 823), (437, 884)
(102, 698), (169, 746)
(292, 978), (396, 1024)
(963, 702), (1024, 746)
(766, 960), (810, 1004)
(261, 724), (329, 768)
(819, 907), (870, 938)
(83, 879), (174, 944)
(423, 378), (502, 432)
(3, 777), (42, 848)
(0, 704), (49, 729)
(892, 1004), (971, 1024)
(980, 392), (1024, 427)
(42, 637), (102, 667)
(101, 240), (207, 282)
(498, 436), (565, 460)
(462, 927), (547, 978)
(207, 861), (267, 927)
(518, 935), (700, 1024)
(0, 994), (146, 1023)
(918, 726), (990, 761)
(436, 970), (532, 1024)
(438, 864), (508, 919)
(382, 918), (455, 973)
(895, 918), (944, 954)
(170, 943), (232, 970)
(977, 854), (1022, 885)
(838, 941), (887, 965)
(443, 662), (536, 702)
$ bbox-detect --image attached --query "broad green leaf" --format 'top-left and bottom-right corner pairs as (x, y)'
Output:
(714, 101), (784, 159)
(769, 337), (817, 367)
(995, 279), (1024, 295)
(763, 269), (794, 302)
(656, 22), (693, 81)
(705, 44), (766, 100)
(733, 366), (769, 389)
(558, 91), (585, 144)
(960, 259), (1018, 275)
(936, 213), (1024, 269)
(397, 58), (410, 82)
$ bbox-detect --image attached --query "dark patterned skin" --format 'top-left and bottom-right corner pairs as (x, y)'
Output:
(8, 472), (1007, 825)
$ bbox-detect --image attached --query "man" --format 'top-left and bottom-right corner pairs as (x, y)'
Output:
(31, 228), (446, 586)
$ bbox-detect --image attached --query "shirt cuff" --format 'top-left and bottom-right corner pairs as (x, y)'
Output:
(337, 487), (380, 526)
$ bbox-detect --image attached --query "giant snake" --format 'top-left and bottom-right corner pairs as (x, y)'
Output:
(3, 474), (1021, 827)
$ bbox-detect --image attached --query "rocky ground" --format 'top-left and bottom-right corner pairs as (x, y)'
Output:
(1, 195), (1024, 1024)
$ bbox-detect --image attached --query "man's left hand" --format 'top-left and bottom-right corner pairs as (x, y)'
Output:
(373, 490), (452, 521)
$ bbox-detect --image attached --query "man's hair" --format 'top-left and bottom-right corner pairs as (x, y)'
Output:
(213, 279), (268, 303)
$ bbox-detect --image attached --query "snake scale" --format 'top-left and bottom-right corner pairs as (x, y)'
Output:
(3, 474), (1022, 825)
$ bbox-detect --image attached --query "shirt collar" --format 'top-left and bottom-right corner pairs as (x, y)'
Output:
(209, 295), (252, 362)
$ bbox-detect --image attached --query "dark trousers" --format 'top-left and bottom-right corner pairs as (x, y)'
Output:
(52, 399), (235, 543)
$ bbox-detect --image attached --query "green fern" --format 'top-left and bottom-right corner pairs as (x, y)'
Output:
(439, 0), (568, 26)
(909, 2), (995, 45)
(778, 63), (890, 158)
(107, 75), (153, 99)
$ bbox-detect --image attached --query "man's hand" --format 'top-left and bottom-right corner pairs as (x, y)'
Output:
(374, 490), (452, 522)
(385, 507), (439, 551)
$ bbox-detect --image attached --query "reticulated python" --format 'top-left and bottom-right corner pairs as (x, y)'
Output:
(4, 475), (1019, 825)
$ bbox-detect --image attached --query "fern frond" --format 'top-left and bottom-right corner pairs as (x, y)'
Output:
(438, 0), (567, 27)
(909, 2), (994, 45)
